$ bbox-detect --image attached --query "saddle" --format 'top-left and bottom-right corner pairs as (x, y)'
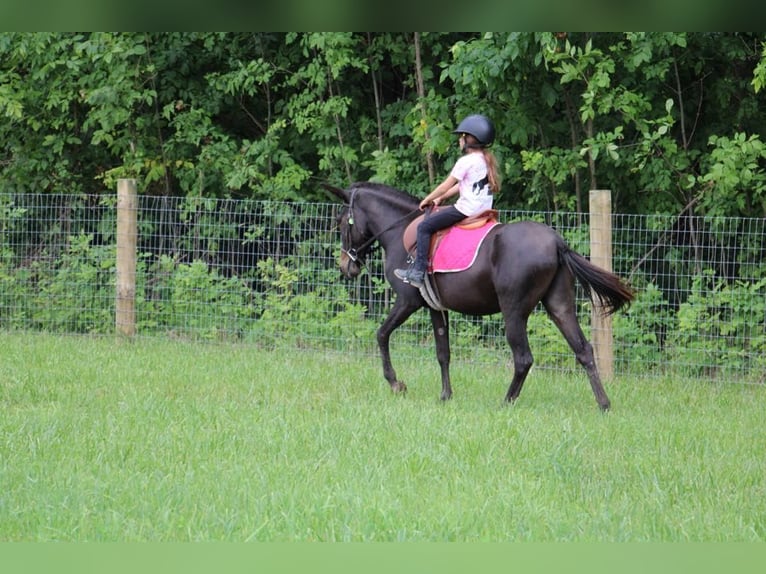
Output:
(402, 208), (499, 257)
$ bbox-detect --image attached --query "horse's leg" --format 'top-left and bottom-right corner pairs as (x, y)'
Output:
(377, 298), (421, 394)
(549, 311), (610, 410)
(502, 311), (534, 403)
(429, 308), (452, 400)
(543, 273), (611, 410)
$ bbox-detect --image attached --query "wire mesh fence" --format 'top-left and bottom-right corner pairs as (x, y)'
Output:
(1, 192), (765, 382)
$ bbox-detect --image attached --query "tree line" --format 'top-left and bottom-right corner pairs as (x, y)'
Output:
(3, 32), (766, 217)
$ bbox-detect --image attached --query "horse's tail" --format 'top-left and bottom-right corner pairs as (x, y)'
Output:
(557, 240), (635, 316)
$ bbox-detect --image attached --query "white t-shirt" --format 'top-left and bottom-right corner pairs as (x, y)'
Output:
(450, 152), (493, 216)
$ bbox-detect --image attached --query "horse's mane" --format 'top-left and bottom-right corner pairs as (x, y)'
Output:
(348, 181), (419, 211)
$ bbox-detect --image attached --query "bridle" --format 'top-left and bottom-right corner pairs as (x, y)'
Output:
(340, 188), (370, 265)
(340, 188), (420, 267)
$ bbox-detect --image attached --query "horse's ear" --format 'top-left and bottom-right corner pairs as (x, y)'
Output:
(322, 183), (349, 203)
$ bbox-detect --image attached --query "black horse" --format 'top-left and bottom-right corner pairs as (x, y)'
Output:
(326, 182), (635, 410)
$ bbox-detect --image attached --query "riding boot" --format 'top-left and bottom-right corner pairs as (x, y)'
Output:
(394, 246), (427, 288)
(394, 265), (425, 288)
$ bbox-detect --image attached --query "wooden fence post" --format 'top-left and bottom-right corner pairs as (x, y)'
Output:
(116, 179), (137, 337)
(589, 189), (613, 380)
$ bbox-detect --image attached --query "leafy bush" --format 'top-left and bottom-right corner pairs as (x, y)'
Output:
(0, 250), (34, 329)
(667, 270), (766, 378)
(140, 255), (255, 340)
(0, 198), (33, 329)
(613, 281), (675, 370)
(249, 257), (375, 349)
(31, 233), (114, 334)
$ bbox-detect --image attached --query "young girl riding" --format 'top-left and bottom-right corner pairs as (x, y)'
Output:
(394, 113), (501, 288)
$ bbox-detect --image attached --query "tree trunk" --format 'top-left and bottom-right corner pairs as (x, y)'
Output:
(367, 33), (384, 152)
(413, 32), (435, 186)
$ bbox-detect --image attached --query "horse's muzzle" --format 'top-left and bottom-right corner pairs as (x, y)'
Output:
(339, 252), (361, 279)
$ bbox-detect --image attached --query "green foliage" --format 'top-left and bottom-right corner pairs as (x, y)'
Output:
(0, 256), (31, 330)
(32, 233), (114, 333)
(250, 256), (376, 348)
(4, 32), (766, 217)
(700, 133), (766, 217)
(668, 271), (766, 377)
(141, 255), (254, 340)
(520, 147), (587, 211)
(0, 197), (29, 328)
(613, 282), (675, 367)
(752, 41), (766, 93)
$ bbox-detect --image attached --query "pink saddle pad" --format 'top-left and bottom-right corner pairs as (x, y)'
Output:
(431, 221), (499, 273)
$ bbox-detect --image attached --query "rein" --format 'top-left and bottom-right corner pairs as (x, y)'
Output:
(342, 188), (420, 265)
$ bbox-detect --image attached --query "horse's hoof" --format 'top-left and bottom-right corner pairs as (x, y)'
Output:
(390, 381), (408, 394)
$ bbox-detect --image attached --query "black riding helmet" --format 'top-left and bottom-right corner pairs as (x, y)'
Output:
(453, 114), (495, 147)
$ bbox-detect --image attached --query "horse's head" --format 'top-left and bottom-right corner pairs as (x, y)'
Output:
(325, 184), (372, 279)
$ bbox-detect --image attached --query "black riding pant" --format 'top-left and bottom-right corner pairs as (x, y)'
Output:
(413, 206), (467, 272)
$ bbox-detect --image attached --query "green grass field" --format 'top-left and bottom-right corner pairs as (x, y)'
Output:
(1, 332), (764, 541)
